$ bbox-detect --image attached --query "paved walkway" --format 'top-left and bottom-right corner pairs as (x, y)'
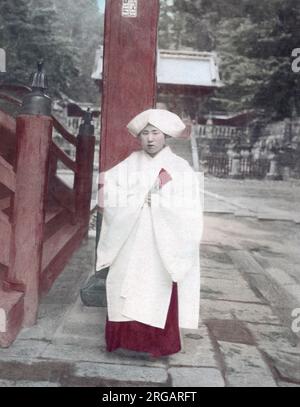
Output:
(0, 140), (300, 387)
(204, 177), (300, 224)
(0, 212), (299, 387)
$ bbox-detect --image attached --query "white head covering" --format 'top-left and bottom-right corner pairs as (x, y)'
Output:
(127, 109), (186, 138)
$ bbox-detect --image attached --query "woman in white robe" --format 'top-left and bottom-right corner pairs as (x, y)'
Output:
(96, 109), (203, 356)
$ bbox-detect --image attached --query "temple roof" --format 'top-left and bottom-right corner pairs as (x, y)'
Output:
(92, 48), (222, 90)
(157, 50), (222, 88)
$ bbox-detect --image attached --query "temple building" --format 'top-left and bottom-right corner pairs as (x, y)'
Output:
(92, 47), (222, 118)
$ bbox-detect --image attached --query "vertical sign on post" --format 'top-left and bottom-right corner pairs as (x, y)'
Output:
(122, 0), (138, 17)
(99, 0), (159, 171)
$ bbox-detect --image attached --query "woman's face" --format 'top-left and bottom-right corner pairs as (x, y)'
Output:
(139, 124), (166, 156)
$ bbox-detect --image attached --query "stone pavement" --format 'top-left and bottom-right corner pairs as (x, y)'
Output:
(0, 202), (300, 386)
(204, 177), (300, 224)
(0, 140), (300, 387)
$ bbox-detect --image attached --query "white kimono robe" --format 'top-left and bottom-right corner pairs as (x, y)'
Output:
(96, 146), (203, 329)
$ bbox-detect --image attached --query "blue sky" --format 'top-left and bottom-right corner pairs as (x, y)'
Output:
(97, 0), (105, 12)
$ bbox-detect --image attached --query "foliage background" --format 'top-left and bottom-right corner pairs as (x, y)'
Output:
(0, 0), (103, 103)
(0, 0), (299, 122)
(159, 0), (300, 121)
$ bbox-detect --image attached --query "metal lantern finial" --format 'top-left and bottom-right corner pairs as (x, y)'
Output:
(83, 108), (93, 125)
(20, 60), (51, 116)
(30, 59), (48, 91)
(79, 108), (95, 137)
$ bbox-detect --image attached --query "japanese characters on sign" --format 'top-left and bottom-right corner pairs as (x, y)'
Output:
(122, 0), (138, 18)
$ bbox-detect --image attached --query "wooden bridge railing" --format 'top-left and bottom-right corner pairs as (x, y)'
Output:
(0, 93), (19, 274)
(0, 155), (15, 269)
(0, 155), (16, 193)
(49, 112), (95, 226)
(0, 75), (95, 345)
(52, 115), (77, 146)
(0, 87), (95, 228)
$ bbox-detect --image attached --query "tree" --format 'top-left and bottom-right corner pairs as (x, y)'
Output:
(53, 0), (104, 102)
(0, 0), (103, 101)
(159, 0), (300, 120)
(0, 0), (34, 82)
(214, 0), (300, 119)
(0, 0), (79, 96)
(28, 0), (80, 96)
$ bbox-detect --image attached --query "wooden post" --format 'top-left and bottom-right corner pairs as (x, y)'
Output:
(7, 116), (52, 327)
(74, 111), (95, 228)
(81, 0), (159, 307)
(100, 0), (159, 171)
(6, 62), (52, 327)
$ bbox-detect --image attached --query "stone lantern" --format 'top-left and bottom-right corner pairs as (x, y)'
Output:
(228, 135), (242, 179)
(266, 137), (282, 180)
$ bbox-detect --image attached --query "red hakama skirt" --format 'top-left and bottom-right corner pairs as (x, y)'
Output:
(105, 282), (181, 357)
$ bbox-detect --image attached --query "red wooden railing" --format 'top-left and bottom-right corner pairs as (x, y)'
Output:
(0, 86), (95, 346)
(0, 155), (15, 269)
